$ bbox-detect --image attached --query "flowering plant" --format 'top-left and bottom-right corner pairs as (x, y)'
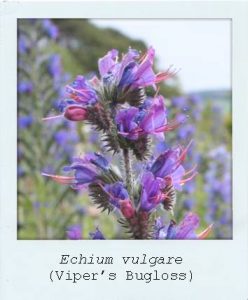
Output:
(43, 47), (212, 239)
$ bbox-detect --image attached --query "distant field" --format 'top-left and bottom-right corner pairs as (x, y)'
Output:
(191, 89), (231, 113)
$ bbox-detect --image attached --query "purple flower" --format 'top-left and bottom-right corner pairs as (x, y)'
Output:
(88, 152), (109, 171)
(98, 49), (119, 78)
(140, 172), (165, 212)
(53, 129), (78, 157)
(18, 166), (25, 177)
(168, 213), (199, 239)
(118, 48), (156, 89)
(98, 47), (174, 91)
(183, 198), (194, 210)
(204, 145), (232, 238)
(116, 96), (180, 140)
(149, 144), (195, 190)
(18, 115), (33, 129)
(138, 144), (196, 213)
(154, 141), (169, 155)
(67, 224), (82, 240)
(150, 148), (182, 177)
(42, 153), (109, 189)
(153, 217), (167, 239)
(42, 19), (59, 40)
(63, 159), (98, 189)
(54, 130), (72, 146)
(102, 182), (135, 219)
(177, 124), (195, 140)
(155, 213), (212, 240)
(18, 35), (28, 54)
(48, 54), (62, 78)
(189, 94), (202, 105)
(115, 106), (141, 140)
(102, 182), (129, 207)
(220, 211), (231, 225)
(172, 96), (188, 109)
(89, 227), (105, 240)
(18, 81), (33, 94)
(139, 96), (167, 133)
(65, 75), (98, 106)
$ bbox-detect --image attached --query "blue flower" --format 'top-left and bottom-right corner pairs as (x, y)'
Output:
(149, 143), (196, 191)
(18, 81), (33, 94)
(42, 153), (110, 189)
(18, 35), (28, 54)
(102, 182), (129, 209)
(65, 75), (98, 106)
(42, 19), (59, 39)
(98, 47), (174, 91)
(18, 115), (33, 129)
(48, 54), (62, 78)
(89, 227), (105, 240)
(116, 96), (180, 140)
(140, 172), (165, 212)
(155, 213), (212, 240)
(67, 224), (82, 240)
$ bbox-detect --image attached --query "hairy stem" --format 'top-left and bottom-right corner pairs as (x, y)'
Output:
(120, 211), (152, 239)
(122, 148), (133, 198)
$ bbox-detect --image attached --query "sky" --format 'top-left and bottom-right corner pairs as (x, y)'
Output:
(92, 19), (231, 93)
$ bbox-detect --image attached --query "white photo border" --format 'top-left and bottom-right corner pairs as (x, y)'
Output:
(0, 1), (247, 300)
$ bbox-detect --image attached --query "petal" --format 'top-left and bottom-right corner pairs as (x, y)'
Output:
(171, 165), (186, 190)
(98, 49), (118, 77)
(140, 96), (167, 133)
(175, 213), (200, 239)
(116, 48), (139, 83)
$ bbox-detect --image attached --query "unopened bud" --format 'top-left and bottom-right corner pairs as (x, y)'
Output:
(64, 105), (87, 121)
(120, 200), (135, 219)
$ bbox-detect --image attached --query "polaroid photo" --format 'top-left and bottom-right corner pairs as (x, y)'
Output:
(0, 1), (247, 300)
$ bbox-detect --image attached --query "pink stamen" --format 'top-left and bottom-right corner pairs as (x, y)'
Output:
(42, 173), (75, 184)
(184, 164), (197, 176)
(66, 85), (90, 97)
(42, 114), (64, 121)
(149, 194), (162, 203)
(179, 171), (198, 185)
(155, 65), (181, 83)
(118, 127), (143, 137)
(177, 140), (193, 163)
(197, 224), (213, 239)
(169, 165), (198, 187)
(150, 189), (172, 204)
(155, 116), (188, 133)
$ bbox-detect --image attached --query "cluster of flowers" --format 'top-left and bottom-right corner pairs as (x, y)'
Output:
(170, 95), (203, 212)
(204, 146), (231, 238)
(18, 19), (85, 237)
(18, 20), (79, 170)
(43, 47), (212, 239)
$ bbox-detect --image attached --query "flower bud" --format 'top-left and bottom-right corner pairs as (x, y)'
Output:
(120, 200), (135, 219)
(64, 105), (87, 121)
